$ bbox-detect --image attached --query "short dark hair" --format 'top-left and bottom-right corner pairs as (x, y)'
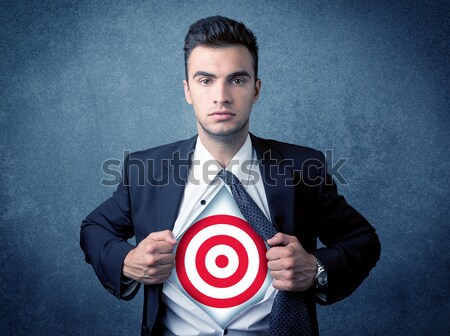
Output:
(184, 16), (259, 81)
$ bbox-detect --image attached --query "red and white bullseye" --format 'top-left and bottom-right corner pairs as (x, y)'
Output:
(176, 215), (267, 308)
(204, 244), (239, 279)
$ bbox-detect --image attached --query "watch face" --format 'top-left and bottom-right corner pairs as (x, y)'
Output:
(317, 272), (327, 287)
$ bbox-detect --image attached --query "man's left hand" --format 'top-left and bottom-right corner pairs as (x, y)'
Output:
(266, 233), (317, 292)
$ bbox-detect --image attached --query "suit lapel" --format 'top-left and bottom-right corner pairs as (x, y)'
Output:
(153, 134), (295, 234)
(156, 136), (197, 232)
(251, 134), (295, 234)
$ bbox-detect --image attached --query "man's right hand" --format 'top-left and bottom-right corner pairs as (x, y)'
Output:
(122, 230), (177, 285)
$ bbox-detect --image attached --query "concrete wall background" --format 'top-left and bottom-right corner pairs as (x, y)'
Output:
(1, 1), (448, 335)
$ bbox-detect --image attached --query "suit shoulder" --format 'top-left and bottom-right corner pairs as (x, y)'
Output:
(256, 136), (324, 161)
(125, 136), (196, 162)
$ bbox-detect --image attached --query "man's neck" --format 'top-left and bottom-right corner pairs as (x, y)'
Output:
(198, 129), (249, 168)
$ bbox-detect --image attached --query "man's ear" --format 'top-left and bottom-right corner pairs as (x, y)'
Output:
(252, 79), (261, 104)
(183, 80), (192, 105)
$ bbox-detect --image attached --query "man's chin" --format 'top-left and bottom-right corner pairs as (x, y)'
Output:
(202, 127), (247, 140)
(199, 121), (249, 140)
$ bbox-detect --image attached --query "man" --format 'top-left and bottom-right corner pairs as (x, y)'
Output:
(80, 16), (380, 336)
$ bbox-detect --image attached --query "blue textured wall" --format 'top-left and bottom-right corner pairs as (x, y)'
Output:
(1, 1), (448, 335)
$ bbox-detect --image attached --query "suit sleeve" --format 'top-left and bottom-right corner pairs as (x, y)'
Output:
(311, 152), (381, 304)
(80, 155), (141, 300)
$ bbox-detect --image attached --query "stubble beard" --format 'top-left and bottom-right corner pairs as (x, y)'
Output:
(197, 118), (250, 144)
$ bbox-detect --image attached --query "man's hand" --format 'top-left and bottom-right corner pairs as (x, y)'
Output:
(266, 233), (317, 292)
(122, 230), (177, 285)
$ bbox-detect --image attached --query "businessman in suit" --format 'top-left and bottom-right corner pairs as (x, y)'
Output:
(80, 16), (380, 335)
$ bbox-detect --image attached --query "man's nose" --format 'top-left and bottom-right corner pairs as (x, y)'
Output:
(213, 82), (232, 105)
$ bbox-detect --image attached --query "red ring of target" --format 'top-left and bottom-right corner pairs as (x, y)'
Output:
(176, 214), (268, 308)
(195, 235), (248, 288)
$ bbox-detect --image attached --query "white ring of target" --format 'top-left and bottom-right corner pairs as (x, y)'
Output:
(204, 244), (239, 279)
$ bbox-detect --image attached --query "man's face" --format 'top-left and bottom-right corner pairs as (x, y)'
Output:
(183, 45), (261, 139)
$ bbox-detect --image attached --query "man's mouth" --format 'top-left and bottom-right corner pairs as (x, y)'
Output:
(209, 111), (236, 120)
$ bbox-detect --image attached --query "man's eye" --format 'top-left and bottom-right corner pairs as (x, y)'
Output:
(199, 78), (211, 85)
(232, 78), (245, 85)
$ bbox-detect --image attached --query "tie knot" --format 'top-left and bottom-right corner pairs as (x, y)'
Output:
(217, 169), (239, 185)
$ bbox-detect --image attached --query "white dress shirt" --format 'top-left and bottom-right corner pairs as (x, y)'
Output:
(162, 135), (278, 335)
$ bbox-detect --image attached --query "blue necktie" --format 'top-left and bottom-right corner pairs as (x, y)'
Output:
(218, 169), (312, 336)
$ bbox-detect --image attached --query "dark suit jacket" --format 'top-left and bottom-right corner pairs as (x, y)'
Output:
(80, 134), (381, 335)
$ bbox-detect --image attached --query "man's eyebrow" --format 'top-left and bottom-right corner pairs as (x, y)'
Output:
(192, 71), (251, 79)
(227, 71), (251, 80)
(193, 71), (217, 78)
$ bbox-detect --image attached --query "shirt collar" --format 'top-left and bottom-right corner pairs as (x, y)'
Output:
(191, 134), (256, 185)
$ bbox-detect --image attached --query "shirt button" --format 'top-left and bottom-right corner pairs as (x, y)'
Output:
(200, 199), (206, 205)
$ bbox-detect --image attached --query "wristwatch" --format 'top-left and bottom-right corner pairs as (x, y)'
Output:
(315, 259), (328, 289)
